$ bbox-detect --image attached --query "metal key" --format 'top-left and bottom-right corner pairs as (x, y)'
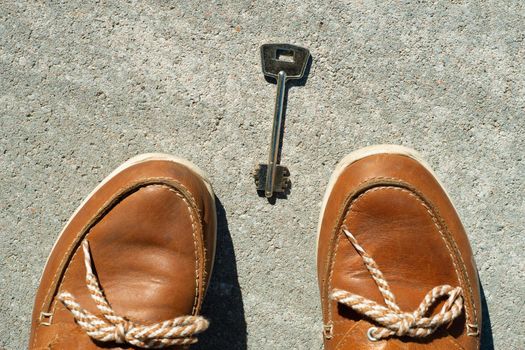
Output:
(254, 43), (310, 198)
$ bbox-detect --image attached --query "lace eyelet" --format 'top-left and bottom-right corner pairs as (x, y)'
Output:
(323, 323), (333, 339)
(367, 327), (379, 342)
(39, 312), (53, 326)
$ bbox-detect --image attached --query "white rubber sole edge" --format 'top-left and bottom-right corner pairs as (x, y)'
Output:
(316, 144), (454, 261)
(40, 153), (217, 289)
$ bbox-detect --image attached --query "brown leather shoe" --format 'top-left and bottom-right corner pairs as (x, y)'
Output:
(317, 145), (481, 350)
(29, 154), (217, 349)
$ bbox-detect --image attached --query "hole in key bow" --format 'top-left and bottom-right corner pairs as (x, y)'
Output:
(276, 49), (294, 62)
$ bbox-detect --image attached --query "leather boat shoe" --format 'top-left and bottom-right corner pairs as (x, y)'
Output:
(30, 154), (217, 349)
(317, 145), (481, 350)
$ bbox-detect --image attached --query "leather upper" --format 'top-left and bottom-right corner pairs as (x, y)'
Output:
(317, 152), (481, 350)
(29, 158), (216, 349)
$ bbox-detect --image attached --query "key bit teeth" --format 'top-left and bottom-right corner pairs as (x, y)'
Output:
(253, 163), (291, 196)
(278, 177), (291, 192)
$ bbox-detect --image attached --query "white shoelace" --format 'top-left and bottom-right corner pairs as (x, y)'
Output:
(330, 228), (464, 341)
(58, 241), (209, 348)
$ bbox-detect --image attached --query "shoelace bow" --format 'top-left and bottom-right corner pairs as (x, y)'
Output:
(330, 228), (464, 341)
(58, 241), (209, 348)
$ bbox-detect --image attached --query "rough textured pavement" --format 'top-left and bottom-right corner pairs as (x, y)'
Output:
(1, 1), (524, 349)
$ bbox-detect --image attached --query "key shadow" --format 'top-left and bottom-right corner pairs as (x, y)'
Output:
(193, 197), (247, 350)
(261, 54), (313, 205)
(479, 282), (494, 350)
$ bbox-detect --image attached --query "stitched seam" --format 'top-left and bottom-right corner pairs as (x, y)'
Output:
(59, 184), (200, 322)
(40, 182), (150, 317)
(349, 186), (467, 335)
(95, 183), (202, 326)
(327, 225), (341, 322)
(329, 187), (394, 323)
(45, 187), (137, 317)
(41, 179), (205, 321)
(323, 177), (395, 323)
(167, 187), (200, 315)
(352, 186), (463, 309)
(364, 186), (465, 305)
(373, 180), (477, 325)
(384, 180), (478, 326)
(56, 240), (209, 345)
(163, 181), (206, 315)
(444, 231), (478, 326)
(412, 188), (477, 326)
(324, 178), (372, 324)
(53, 183), (201, 323)
(324, 177), (477, 333)
(31, 326), (40, 349)
(324, 177), (389, 324)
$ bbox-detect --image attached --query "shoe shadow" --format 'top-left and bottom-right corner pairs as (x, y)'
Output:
(193, 198), (247, 350)
(479, 282), (494, 350)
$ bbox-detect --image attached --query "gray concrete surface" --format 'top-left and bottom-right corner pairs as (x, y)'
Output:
(1, 1), (523, 349)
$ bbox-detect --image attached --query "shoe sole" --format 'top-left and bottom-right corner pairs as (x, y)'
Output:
(316, 144), (455, 261)
(40, 153), (217, 294)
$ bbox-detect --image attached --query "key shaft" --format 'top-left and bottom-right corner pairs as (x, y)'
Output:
(255, 43), (309, 198)
(265, 70), (287, 197)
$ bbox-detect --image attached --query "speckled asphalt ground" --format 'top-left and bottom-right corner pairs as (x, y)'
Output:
(1, 1), (523, 349)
